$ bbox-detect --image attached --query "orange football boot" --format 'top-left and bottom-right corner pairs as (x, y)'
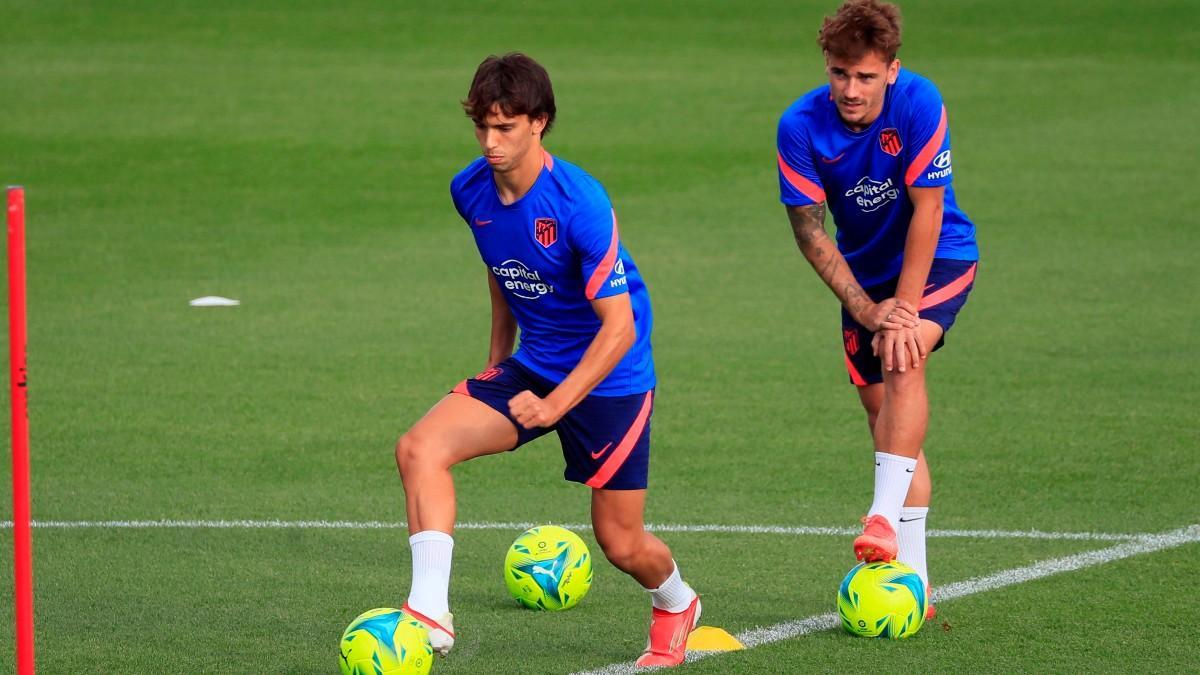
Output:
(853, 514), (899, 562)
(635, 596), (701, 668)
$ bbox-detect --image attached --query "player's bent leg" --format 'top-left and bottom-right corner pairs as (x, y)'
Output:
(396, 393), (518, 533)
(590, 489), (672, 585)
(591, 489), (700, 668)
(395, 392), (518, 656)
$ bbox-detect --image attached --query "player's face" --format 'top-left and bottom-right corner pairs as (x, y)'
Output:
(825, 51), (900, 131)
(474, 106), (547, 174)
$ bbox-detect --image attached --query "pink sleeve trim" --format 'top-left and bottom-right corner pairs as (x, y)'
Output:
(584, 210), (620, 300)
(777, 152), (825, 203)
(905, 105), (948, 186)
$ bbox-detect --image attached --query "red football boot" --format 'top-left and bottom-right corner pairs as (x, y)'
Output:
(635, 596), (701, 668)
(853, 514), (899, 562)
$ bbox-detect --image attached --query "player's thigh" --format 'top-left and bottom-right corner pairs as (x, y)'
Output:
(590, 488), (648, 543)
(557, 389), (653, 490)
(400, 393), (518, 468)
(918, 318), (944, 351)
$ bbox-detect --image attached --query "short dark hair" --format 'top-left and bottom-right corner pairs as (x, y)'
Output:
(462, 53), (556, 137)
(818, 0), (903, 62)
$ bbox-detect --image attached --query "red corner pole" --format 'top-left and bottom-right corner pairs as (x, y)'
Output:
(7, 186), (35, 675)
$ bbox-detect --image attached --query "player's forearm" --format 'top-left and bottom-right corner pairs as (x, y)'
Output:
(786, 203), (873, 320)
(487, 313), (517, 367)
(545, 317), (634, 414)
(894, 200), (943, 306)
(486, 271), (517, 366)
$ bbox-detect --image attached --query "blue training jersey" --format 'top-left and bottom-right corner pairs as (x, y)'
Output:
(450, 151), (655, 396)
(777, 68), (979, 287)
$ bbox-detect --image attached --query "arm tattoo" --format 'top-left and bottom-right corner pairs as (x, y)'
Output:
(786, 203), (870, 317)
(787, 203), (827, 249)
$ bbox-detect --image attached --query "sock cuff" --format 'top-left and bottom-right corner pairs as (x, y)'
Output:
(647, 562), (681, 593)
(874, 451), (918, 470)
(900, 506), (929, 518)
(409, 530), (454, 546)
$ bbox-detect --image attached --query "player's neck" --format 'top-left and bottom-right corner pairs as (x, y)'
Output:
(840, 104), (883, 133)
(492, 145), (546, 205)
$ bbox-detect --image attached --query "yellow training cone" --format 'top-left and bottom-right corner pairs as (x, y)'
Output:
(686, 626), (744, 651)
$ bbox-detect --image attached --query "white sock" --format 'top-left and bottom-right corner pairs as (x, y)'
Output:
(897, 506), (929, 591)
(647, 562), (697, 613)
(407, 530), (453, 618)
(866, 451), (918, 527)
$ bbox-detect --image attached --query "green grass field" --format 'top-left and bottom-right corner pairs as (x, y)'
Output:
(2, 0), (1198, 672)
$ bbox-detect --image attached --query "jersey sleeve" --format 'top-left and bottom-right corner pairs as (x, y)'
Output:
(902, 82), (953, 187)
(777, 113), (827, 206)
(568, 197), (628, 301)
(449, 177), (468, 223)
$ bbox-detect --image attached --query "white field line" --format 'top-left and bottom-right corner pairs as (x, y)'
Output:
(0, 519), (1141, 542)
(574, 524), (1200, 675)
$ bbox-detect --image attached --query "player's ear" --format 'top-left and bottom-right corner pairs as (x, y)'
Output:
(887, 59), (901, 84)
(530, 114), (548, 137)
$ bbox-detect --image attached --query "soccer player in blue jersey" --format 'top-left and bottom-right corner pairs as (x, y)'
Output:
(394, 53), (700, 667)
(777, 0), (979, 618)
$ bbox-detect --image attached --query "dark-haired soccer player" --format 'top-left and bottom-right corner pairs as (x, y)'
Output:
(777, 0), (979, 618)
(395, 53), (700, 667)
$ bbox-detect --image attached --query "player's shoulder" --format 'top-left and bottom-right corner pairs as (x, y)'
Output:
(779, 84), (832, 130)
(450, 156), (491, 196)
(891, 68), (944, 111)
(541, 154), (611, 213)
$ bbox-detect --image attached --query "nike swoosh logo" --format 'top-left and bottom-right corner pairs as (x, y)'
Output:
(905, 468), (915, 473)
(898, 516), (926, 523)
(821, 152), (845, 164)
(590, 442), (613, 460)
(474, 218), (492, 226)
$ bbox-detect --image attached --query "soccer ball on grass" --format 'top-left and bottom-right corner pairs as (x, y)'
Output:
(339, 607), (434, 675)
(504, 525), (593, 610)
(837, 560), (926, 639)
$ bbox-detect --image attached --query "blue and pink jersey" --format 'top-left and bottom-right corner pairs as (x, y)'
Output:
(777, 68), (979, 287)
(450, 151), (655, 396)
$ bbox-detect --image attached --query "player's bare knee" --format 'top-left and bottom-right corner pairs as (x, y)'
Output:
(883, 368), (925, 396)
(596, 531), (642, 572)
(395, 431), (436, 476)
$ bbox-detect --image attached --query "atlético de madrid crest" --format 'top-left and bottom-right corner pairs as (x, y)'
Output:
(534, 217), (558, 248)
(879, 128), (902, 156)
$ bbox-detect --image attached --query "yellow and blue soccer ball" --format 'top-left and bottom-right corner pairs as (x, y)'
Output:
(837, 561), (926, 639)
(504, 525), (593, 611)
(339, 607), (434, 675)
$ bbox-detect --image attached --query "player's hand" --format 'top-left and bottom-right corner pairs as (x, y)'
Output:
(872, 326), (926, 373)
(856, 298), (919, 332)
(508, 390), (565, 429)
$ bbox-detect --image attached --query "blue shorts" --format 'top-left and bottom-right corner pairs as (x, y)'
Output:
(449, 358), (653, 490)
(841, 259), (977, 386)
